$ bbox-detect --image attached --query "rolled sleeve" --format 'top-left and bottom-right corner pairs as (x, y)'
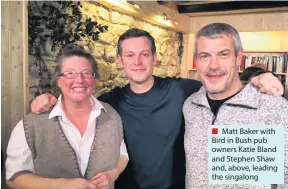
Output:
(120, 140), (129, 160)
(6, 120), (35, 180)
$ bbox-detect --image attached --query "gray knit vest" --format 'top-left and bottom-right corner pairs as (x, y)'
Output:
(23, 101), (122, 189)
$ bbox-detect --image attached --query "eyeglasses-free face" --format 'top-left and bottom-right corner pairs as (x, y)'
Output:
(118, 36), (157, 85)
(57, 56), (96, 104)
(59, 69), (96, 79)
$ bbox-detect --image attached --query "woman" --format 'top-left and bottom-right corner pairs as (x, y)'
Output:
(6, 44), (128, 189)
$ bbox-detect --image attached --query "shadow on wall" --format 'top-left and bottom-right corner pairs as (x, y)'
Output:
(2, 150), (9, 189)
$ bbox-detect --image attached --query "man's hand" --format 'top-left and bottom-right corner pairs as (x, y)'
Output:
(90, 169), (119, 189)
(30, 93), (57, 114)
(58, 178), (98, 189)
(250, 72), (284, 96)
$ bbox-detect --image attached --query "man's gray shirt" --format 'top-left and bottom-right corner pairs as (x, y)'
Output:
(183, 83), (288, 189)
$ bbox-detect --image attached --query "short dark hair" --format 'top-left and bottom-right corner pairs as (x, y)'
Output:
(117, 28), (156, 56)
(51, 44), (99, 94)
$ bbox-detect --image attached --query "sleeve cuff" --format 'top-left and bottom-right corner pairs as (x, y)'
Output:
(120, 140), (129, 160)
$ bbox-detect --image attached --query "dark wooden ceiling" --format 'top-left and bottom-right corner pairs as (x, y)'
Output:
(157, 1), (288, 17)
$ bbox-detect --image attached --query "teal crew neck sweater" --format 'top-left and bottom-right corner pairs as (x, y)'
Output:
(99, 76), (202, 189)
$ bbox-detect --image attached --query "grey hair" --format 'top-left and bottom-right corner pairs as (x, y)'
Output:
(194, 23), (243, 56)
(51, 44), (99, 96)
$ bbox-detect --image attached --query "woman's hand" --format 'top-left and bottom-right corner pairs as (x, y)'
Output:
(89, 169), (119, 189)
(7, 173), (98, 189)
(58, 178), (98, 189)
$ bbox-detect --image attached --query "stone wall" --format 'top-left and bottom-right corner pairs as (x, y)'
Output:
(28, 2), (182, 100)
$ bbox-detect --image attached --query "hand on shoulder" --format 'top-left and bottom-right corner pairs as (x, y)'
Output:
(30, 93), (57, 114)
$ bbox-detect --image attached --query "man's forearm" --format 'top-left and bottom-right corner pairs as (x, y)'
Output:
(8, 173), (63, 189)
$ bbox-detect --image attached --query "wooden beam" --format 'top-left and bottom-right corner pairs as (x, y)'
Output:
(23, 1), (29, 114)
(156, 1), (178, 11)
(1, 1), (29, 152)
(178, 1), (288, 13)
(1, 1), (12, 151)
(184, 7), (288, 17)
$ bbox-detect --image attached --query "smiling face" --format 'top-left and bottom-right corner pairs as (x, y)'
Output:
(196, 35), (243, 99)
(118, 36), (157, 85)
(57, 56), (95, 104)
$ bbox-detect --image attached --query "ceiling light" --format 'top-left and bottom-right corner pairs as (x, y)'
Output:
(163, 13), (178, 26)
(133, 4), (141, 9)
(172, 20), (179, 25)
(163, 13), (169, 21)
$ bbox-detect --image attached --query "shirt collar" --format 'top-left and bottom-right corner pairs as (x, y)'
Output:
(224, 83), (261, 109)
(48, 95), (106, 120)
(190, 83), (261, 109)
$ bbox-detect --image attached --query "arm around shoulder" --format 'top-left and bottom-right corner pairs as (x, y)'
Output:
(177, 78), (202, 97)
(30, 93), (57, 114)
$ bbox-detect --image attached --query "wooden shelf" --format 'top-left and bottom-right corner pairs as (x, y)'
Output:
(274, 73), (287, 76)
(190, 69), (287, 76)
(239, 71), (286, 75)
(188, 69), (287, 75)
